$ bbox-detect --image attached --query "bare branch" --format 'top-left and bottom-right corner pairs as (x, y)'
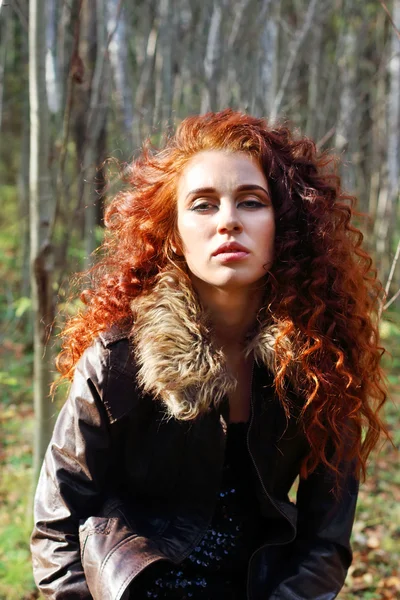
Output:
(384, 239), (400, 297)
(11, 0), (28, 31)
(271, 0), (318, 119)
(378, 0), (400, 41)
(106, 0), (124, 47)
(384, 288), (400, 311)
(227, 0), (252, 49)
(316, 126), (336, 150)
(378, 240), (400, 318)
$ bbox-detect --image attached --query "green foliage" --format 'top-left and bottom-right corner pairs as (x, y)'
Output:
(0, 507), (35, 600)
(13, 297), (32, 319)
(0, 406), (37, 600)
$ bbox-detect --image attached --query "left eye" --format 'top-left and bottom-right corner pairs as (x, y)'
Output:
(239, 199), (265, 209)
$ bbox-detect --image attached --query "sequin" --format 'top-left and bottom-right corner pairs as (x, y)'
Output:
(128, 422), (261, 599)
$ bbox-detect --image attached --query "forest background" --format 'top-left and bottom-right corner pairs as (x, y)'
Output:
(0, 0), (399, 598)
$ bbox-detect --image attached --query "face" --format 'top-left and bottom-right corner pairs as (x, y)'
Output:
(176, 151), (275, 292)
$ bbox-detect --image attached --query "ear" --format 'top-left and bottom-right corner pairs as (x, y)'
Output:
(170, 234), (184, 257)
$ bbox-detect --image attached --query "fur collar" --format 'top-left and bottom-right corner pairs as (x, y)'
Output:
(130, 270), (281, 420)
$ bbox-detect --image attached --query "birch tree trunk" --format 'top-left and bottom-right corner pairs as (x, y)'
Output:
(256, 0), (277, 118)
(387, 0), (400, 199)
(154, 0), (173, 129)
(201, 0), (223, 113)
(375, 0), (400, 272)
(29, 0), (55, 482)
(334, 2), (357, 193)
(45, 0), (60, 114)
(134, 24), (157, 146)
(107, 0), (134, 138)
(318, 28), (341, 143)
(368, 8), (386, 228)
(189, 0), (210, 113)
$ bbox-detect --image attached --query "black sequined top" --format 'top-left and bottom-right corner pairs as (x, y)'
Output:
(128, 422), (262, 599)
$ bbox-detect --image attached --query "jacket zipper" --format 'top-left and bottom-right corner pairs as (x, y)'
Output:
(246, 363), (292, 600)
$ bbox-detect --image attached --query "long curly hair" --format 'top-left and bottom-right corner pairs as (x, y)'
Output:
(57, 109), (387, 482)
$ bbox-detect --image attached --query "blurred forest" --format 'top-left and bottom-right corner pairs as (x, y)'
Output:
(0, 0), (399, 598)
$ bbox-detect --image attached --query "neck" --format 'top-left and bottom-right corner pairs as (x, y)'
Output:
(191, 277), (264, 349)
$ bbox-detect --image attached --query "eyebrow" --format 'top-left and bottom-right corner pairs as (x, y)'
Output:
(185, 184), (269, 200)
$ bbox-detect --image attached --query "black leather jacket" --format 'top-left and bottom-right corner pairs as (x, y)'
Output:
(31, 328), (358, 600)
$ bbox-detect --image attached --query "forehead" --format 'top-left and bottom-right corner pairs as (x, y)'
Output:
(177, 150), (268, 197)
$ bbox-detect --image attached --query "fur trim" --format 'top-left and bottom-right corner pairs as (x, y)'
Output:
(130, 270), (280, 420)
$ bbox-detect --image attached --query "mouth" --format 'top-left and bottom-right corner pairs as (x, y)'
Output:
(212, 242), (250, 263)
(212, 242), (250, 256)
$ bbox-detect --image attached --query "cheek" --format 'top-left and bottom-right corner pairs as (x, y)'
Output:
(176, 216), (190, 252)
(256, 218), (275, 252)
(177, 216), (210, 254)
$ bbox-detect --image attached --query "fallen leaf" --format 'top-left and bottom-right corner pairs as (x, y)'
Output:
(367, 534), (381, 549)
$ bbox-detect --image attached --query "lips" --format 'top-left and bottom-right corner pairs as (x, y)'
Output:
(212, 242), (250, 256)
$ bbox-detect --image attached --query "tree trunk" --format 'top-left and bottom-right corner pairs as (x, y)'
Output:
(227, 0), (251, 49)
(305, 13), (323, 138)
(107, 0), (134, 138)
(334, 1), (357, 193)
(386, 0), (400, 237)
(271, 0), (318, 120)
(171, 2), (193, 115)
(45, 0), (60, 114)
(134, 23), (158, 146)
(201, 0), (223, 113)
(73, 0), (96, 232)
(375, 0), (400, 275)
(82, 0), (110, 267)
(29, 0), (55, 482)
(19, 31), (30, 300)
(256, 0), (277, 118)
(154, 0), (173, 130)
(0, 1), (11, 138)
(318, 27), (341, 143)
(368, 8), (386, 230)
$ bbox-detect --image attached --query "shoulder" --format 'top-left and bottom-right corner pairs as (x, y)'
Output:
(97, 323), (136, 377)
(76, 323), (141, 424)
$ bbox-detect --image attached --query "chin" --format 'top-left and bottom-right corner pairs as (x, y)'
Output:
(193, 272), (266, 292)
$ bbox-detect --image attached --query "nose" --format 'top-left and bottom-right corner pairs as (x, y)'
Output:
(216, 202), (243, 234)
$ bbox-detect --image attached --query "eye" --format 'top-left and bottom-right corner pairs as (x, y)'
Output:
(190, 199), (217, 212)
(238, 198), (266, 209)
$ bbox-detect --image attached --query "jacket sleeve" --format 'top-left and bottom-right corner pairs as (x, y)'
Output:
(268, 460), (358, 600)
(31, 341), (113, 599)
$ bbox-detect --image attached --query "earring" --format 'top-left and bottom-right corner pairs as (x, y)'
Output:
(170, 242), (183, 257)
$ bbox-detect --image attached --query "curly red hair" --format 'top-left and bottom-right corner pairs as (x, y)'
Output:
(58, 109), (387, 482)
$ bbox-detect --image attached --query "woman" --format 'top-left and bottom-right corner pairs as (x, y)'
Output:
(31, 110), (387, 600)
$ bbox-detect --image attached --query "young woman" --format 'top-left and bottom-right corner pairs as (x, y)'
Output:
(31, 110), (387, 600)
